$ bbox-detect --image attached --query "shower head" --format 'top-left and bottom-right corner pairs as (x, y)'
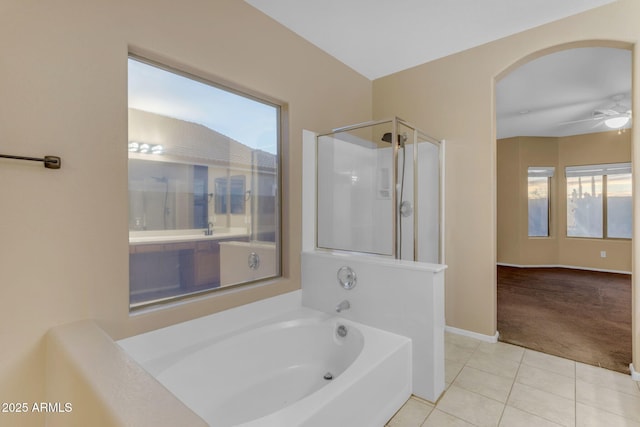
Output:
(381, 132), (407, 146)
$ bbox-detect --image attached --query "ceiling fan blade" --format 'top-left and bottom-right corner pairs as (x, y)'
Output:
(596, 109), (620, 116)
(559, 109), (631, 126)
(559, 117), (601, 125)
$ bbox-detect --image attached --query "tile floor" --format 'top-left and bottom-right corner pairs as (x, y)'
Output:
(386, 332), (640, 427)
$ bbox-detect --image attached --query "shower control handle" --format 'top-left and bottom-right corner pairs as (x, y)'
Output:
(337, 266), (357, 290)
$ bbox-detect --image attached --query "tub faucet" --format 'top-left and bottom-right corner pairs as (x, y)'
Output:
(335, 300), (350, 313)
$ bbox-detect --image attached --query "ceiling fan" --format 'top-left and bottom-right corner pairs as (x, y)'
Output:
(560, 94), (632, 130)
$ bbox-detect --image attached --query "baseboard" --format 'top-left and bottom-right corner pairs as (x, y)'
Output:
(497, 262), (631, 275)
(445, 325), (499, 343)
(630, 363), (640, 381)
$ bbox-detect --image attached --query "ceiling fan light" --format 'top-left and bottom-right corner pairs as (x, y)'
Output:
(604, 116), (630, 129)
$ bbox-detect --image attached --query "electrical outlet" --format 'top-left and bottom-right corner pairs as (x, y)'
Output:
(600, 251), (607, 258)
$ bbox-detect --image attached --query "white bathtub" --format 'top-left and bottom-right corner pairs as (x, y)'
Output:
(119, 300), (411, 427)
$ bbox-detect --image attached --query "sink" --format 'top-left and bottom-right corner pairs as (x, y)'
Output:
(129, 228), (248, 244)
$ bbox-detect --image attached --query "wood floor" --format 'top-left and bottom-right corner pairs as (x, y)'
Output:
(497, 265), (632, 373)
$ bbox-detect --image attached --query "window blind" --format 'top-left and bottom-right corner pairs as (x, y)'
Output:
(565, 162), (631, 177)
(527, 166), (555, 178)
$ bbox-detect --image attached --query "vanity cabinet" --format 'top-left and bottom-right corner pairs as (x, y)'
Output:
(178, 237), (249, 289)
(192, 241), (220, 287)
(129, 242), (195, 302)
(130, 236), (250, 299)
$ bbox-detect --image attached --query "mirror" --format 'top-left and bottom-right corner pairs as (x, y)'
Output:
(128, 159), (254, 232)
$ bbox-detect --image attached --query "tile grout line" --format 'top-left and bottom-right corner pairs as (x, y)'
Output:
(495, 346), (526, 426)
(445, 340), (482, 386)
(448, 342), (481, 420)
(434, 340), (486, 426)
(503, 349), (572, 427)
(459, 342), (522, 425)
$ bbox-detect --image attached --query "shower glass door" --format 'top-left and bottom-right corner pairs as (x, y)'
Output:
(316, 118), (443, 263)
(415, 130), (442, 264)
(316, 121), (395, 256)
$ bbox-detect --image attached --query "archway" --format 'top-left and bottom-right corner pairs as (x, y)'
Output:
(495, 41), (634, 373)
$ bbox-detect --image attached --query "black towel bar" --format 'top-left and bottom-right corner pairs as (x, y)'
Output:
(0, 154), (61, 169)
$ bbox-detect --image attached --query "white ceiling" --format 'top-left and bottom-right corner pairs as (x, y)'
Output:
(497, 47), (631, 138)
(245, 0), (629, 138)
(245, 0), (617, 80)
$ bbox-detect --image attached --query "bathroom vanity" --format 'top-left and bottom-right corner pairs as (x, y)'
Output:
(129, 229), (249, 304)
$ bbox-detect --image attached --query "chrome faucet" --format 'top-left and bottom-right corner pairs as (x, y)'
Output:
(335, 300), (350, 313)
(204, 222), (214, 236)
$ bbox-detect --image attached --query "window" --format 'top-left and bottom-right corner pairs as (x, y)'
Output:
(215, 176), (246, 215)
(527, 167), (554, 237)
(566, 163), (631, 239)
(128, 56), (281, 308)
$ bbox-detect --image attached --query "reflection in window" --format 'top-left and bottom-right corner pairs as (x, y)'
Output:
(128, 56), (281, 308)
(565, 163), (631, 239)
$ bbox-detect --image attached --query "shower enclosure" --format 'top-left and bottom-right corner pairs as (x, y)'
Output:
(316, 118), (444, 263)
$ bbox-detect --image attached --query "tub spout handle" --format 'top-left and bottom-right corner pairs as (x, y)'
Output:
(335, 300), (350, 313)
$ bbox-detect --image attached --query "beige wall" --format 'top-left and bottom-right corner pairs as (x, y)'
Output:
(0, 1), (371, 424)
(497, 136), (559, 266)
(372, 0), (640, 370)
(497, 132), (631, 272)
